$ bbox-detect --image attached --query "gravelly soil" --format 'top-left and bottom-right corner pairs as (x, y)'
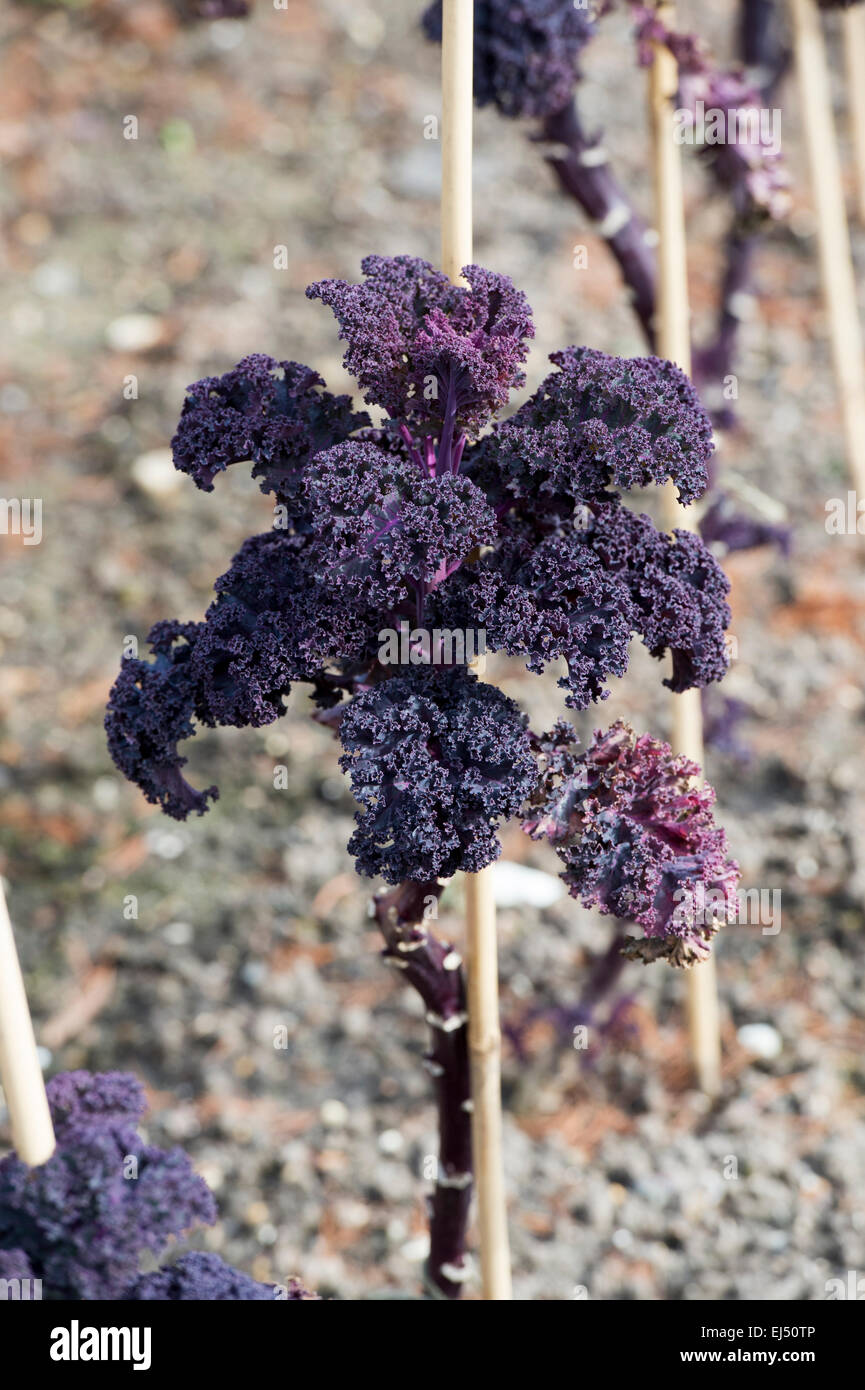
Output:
(0, 0), (864, 1300)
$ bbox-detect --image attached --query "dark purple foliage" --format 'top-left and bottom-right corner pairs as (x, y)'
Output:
(422, 0), (594, 119)
(482, 348), (714, 508)
(676, 67), (791, 224)
(104, 533), (384, 813)
(194, 531), (380, 725)
(306, 440), (497, 608)
(306, 255), (534, 433)
(172, 355), (367, 508)
(46, 1068), (149, 1130)
(525, 721), (740, 966)
(104, 620), (217, 820)
(434, 500), (730, 705)
(104, 255), (739, 1305)
(0, 1247), (33, 1281)
(0, 1072), (216, 1301)
(588, 505), (732, 692)
(338, 666), (536, 883)
(107, 256), (732, 888)
(433, 526), (634, 709)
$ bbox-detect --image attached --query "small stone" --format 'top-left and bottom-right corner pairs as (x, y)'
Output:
(335, 1200), (370, 1230)
(162, 920), (193, 947)
(91, 776), (120, 811)
(131, 448), (181, 498)
(146, 829), (187, 859)
(378, 1128), (404, 1155)
(320, 1098), (349, 1128)
(106, 313), (165, 353)
(490, 860), (565, 909)
(400, 1235), (430, 1263)
(737, 1022), (783, 1060)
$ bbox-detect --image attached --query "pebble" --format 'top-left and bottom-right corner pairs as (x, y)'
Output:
(490, 860), (566, 909)
(131, 448), (181, 498)
(737, 1023), (783, 1059)
(105, 313), (165, 353)
(162, 921), (193, 947)
(377, 1128), (404, 1156)
(320, 1098), (349, 1129)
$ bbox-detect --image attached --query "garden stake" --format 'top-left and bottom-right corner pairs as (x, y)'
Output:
(789, 0), (865, 495)
(649, 1), (723, 1098)
(0, 878), (55, 1165)
(442, 0), (512, 1302)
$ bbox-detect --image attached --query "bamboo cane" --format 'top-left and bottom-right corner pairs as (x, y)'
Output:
(648, 3), (722, 1099)
(0, 877), (55, 1165)
(843, 5), (865, 226)
(789, 0), (865, 496)
(463, 868), (511, 1300)
(442, 0), (512, 1299)
(441, 0), (473, 286)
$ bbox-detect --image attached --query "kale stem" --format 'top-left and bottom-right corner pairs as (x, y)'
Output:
(541, 96), (658, 350)
(436, 369), (459, 477)
(372, 881), (473, 1301)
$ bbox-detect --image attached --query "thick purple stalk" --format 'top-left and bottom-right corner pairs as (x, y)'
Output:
(740, 0), (790, 89)
(504, 929), (631, 1060)
(435, 367), (463, 478)
(541, 98), (658, 350)
(692, 231), (757, 437)
(695, 0), (790, 429)
(372, 881), (472, 1300)
(571, 929), (630, 1027)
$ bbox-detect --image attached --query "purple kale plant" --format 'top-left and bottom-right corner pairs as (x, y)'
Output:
(106, 258), (730, 835)
(422, 0), (595, 121)
(525, 720), (739, 967)
(105, 256), (737, 1297)
(0, 1071), (311, 1300)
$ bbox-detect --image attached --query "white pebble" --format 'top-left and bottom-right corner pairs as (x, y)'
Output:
(490, 860), (565, 909)
(106, 313), (164, 353)
(320, 1098), (349, 1129)
(737, 1023), (783, 1060)
(131, 448), (181, 498)
(146, 829), (187, 860)
(378, 1128), (404, 1156)
(163, 921), (193, 947)
(400, 1235), (430, 1263)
